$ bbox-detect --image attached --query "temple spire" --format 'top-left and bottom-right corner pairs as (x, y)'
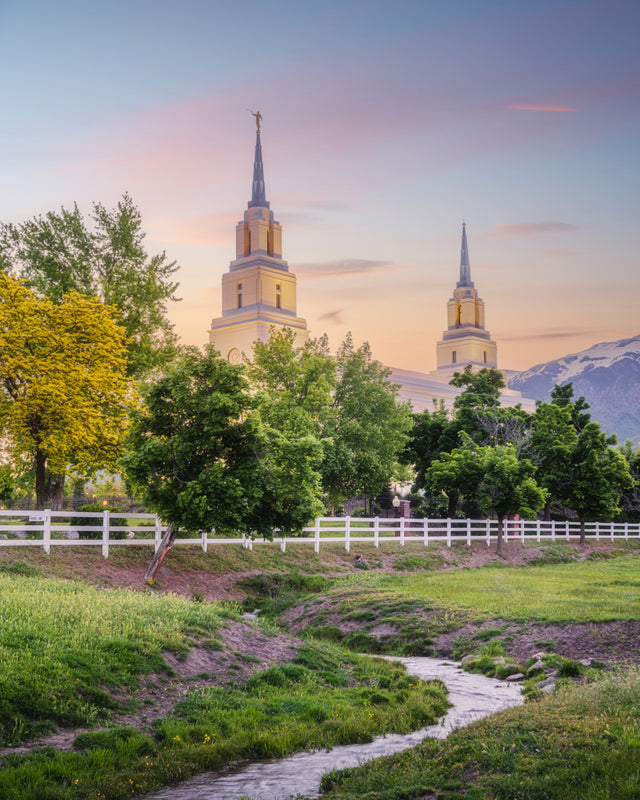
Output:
(248, 117), (269, 209)
(457, 221), (473, 288)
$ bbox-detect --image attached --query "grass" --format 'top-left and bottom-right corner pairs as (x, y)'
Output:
(318, 667), (640, 800)
(313, 553), (640, 624)
(0, 571), (448, 800)
(0, 572), (234, 745)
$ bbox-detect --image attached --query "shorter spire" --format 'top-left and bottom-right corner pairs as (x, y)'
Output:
(457, 221), (474, 288)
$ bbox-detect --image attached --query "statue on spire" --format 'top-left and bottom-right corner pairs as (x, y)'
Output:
(251, 110), (262, 134)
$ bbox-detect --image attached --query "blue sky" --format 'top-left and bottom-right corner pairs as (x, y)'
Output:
(1, 0), (638, 371)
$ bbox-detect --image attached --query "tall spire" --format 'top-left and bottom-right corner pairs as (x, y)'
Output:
(248, 130), (269, 209)
(457, 222), (473, 288)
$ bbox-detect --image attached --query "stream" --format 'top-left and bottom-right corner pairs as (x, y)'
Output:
(143, 657), (524, 800)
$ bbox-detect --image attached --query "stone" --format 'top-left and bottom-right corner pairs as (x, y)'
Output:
(541, 683), (557, 693)
(527, 659), (544, 673)
(492, 657), (506, 665)
(505, 673), (524, 682)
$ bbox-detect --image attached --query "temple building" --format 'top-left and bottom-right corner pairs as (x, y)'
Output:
(209, 117), (308, 363)
(434, 222), (498, 378)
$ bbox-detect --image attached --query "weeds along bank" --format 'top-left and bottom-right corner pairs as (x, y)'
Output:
(0, 541), (639, 799)
(0, 563), (448, 800)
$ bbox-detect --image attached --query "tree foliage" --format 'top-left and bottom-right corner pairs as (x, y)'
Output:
(424, 437), (484, 518)
(0, 273), (135, 509)
(320, 334), (413, 508)
(476, 445), (547, 554)
(0, 194), (180, 377)
(554, 422), (634, 544)
(123, 346), (324, 539)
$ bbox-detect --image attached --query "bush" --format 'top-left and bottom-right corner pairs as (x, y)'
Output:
(76, 503), (127, 540)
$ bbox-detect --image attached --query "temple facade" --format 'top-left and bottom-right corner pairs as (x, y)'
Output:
(209, 122), (308, 363)
(434, 222), (498, 378)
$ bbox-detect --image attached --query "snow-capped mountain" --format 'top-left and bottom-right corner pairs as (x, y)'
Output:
(508, 335), (640, 445)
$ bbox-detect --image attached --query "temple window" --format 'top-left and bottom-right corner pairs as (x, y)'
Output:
(237, 283), (243, 309)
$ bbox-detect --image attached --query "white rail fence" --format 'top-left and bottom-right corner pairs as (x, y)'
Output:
(0, 509), (638, 558)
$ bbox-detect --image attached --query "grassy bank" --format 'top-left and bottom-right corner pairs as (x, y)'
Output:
(0, 566), (448, 800)
(319, 667), (640, 799)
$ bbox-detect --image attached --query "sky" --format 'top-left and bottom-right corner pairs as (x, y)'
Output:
(1, 0), (638, 373)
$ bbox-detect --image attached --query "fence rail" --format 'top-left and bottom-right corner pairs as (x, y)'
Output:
(0, 509), (637, 558)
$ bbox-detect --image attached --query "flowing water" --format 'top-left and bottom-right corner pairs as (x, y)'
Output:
(143, 657), (524, 800)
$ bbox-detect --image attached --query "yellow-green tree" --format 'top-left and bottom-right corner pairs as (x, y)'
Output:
(0, 273), (136, 509)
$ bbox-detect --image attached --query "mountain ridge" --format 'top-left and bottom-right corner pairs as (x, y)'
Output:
(508, 335), (640, 445)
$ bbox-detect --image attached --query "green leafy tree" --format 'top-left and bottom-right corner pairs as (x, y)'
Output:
(476, 445), (547, 555)
(123, 346), (324, 581)
(403, 401), (458, 493)
(321, 335), (413, 510)
(246, 328), (336, 437)
(618, 440), (640, 521)
(0, 273), (135, 509)
(549, 383), (591, 431)
(0, 194), (180, 377)
(424, 437), (484, 518)
(526, 401), (577, 519)
(555, 422), (634, 545)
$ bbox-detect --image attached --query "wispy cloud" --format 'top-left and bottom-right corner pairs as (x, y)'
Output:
(498, 327), (602, 342)
(317, 309), (344, 324)
(295, 259), (394, 277)
(506, 104), (579, 112)
(488, 222), (580, 238)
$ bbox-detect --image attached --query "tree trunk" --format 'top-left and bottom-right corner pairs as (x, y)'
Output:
(447, 493), (458, 519)
(579, 513), (586, 547)
(35, 451), (47, 509)
(496, 514), (504, 555)
(47, 473), (65, 512)
(543, 499), (552, 522)
(145, 523), (177, 584)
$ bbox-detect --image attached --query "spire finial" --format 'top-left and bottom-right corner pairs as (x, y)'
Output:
(247, 113), (269, 209)
(457, 221), (474, 288)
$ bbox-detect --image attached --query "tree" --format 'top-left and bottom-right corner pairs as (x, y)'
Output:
(403, 401), (459, 493)
(320, 335), (413, 510)
(0, 273), (135, 509)
(526, 401), (577, 519)
(424, 437), (483, 518)
(555, 422), (634, 545)
(476, 445), (547, 555)
(549, 383), (591, 432)
(618, 441), (640, 520)
(0, 194), (180, 377)
(246, 328), (336, 438)
(122, 346), (324, 581)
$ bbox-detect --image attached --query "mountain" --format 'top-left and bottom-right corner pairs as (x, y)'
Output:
(508, 335), (640, 445)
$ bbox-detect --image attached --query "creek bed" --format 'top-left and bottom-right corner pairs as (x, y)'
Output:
(143, 657), (524, 800)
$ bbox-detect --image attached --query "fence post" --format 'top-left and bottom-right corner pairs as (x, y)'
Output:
(536, 519), (541, 543)
(314, 518), (320, 554)
(565, 521), (570, 540)
(423, 518), (429, 547)
(486, 518), (491, 547)
(595, 521), (600, 541)
(345, 516), (351, 552)
(201, 529), (207, 553)
(610, 522), (614, 541)
(400, 516), (405, 546)
(43, 510), (51, 555)
(446, 518), (452, 548)
(520, 517), (525, 543)
(154, 516), (162, 553)
(374, 516), (379, 548)
(625, 522), (629, 541)
(102, 510), (110, 559)
(280, 536), (286, 553)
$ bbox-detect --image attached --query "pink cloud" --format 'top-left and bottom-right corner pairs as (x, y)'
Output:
(506, 104), (579, 112)
(488, 222), (580, 238)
